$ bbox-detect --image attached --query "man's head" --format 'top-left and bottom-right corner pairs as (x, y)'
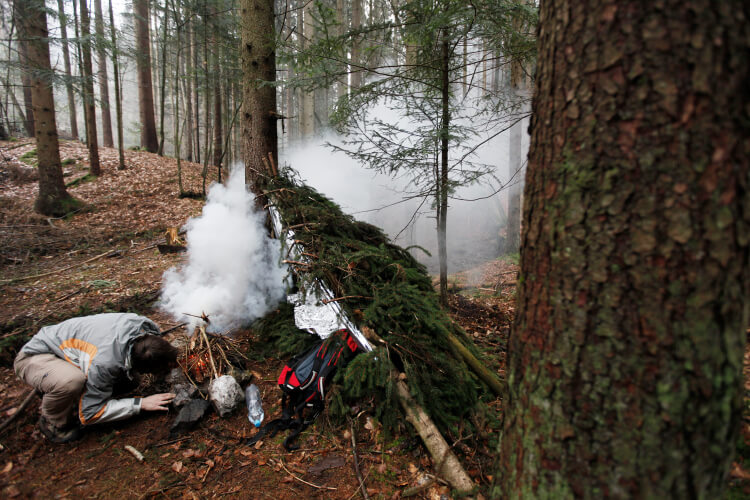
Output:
(131, 335), (179, 375)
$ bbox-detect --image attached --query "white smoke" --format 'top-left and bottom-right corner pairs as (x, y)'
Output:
(159, 167), (288, 332)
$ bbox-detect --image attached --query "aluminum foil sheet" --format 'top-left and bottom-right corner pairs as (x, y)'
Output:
(269, 205), (372, 351)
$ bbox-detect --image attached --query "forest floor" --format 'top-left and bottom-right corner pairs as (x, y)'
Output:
(0, 139), (747, 499)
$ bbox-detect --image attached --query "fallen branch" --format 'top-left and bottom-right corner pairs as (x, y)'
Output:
(446, 333), (505, 397)
(0, 249), (120, 284)
(395, 378), (474, 494)
(0, 390), (39, 435)
(350, 420), (369, 500)
(272, 458), (337, 490)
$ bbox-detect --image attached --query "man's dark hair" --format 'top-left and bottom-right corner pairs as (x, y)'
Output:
(131, 335), (179, 374)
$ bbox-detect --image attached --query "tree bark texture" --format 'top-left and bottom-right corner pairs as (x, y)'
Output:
(496, 1), (750, 499)
(18, 38), (35, 137)
(56, 0), (78, 139)
(15, 0), (72, 215)
(79, 0), (100, 175)
(241, 0), (278, 201)
(93, 0), (113, 147)
(134, 0), (158, 153)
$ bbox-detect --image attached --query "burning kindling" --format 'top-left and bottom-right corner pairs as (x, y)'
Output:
(167, 315), (253, 435)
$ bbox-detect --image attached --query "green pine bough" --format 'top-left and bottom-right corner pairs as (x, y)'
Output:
(255, 174), (504, 437)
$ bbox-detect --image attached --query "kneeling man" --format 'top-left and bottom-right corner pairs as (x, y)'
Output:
(15, 313), (178, 443)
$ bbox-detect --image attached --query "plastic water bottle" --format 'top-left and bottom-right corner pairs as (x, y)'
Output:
(245, 384), (264, 428)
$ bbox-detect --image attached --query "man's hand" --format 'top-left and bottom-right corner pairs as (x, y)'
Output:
(141, 393), (176, 411)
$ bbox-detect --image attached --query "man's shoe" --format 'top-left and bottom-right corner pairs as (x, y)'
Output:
(38, 415), (83, 443)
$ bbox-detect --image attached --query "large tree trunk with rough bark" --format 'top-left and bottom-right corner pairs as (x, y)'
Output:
(240, 0), (277, 202)
(79, 0), (100, 176)
(496, 1), (750, 499)
(134, 0), (158, 153)
(93, 0), (113, 148)
(15, 0), (73, 215)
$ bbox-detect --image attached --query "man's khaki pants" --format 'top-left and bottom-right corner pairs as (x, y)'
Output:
(14, 352), (85, 428)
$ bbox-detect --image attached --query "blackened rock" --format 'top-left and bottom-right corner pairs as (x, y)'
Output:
(170, 399), (211, 437)
(173, 383), (198, 407)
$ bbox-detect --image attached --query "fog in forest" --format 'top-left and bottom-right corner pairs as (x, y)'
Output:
(281, 107), (529, 277)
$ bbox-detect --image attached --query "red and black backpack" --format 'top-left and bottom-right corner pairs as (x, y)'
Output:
(245, 329), (361, 450)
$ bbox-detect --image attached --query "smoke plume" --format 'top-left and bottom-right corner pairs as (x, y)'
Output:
(159, 168), (288, 332)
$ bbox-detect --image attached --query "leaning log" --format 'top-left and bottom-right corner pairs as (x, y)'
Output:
(395, 378), (475, 494)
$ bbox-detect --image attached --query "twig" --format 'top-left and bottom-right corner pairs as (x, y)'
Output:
(286, 223), (320, 231)
(0, 249), (119, 284)
(53, 286), (88, 303)
(0, 389), (39, 435)
(273, 458), (337, 490)
(267, 152), (278, 176)
(350, 420), (369, 500)
(201, 459), (214, 482)
(161, 323), (188, 335)
(138, 479), (184, 499)
(200, 326), (219, 379)
(322, 295), (371, 305)
(150, 436), (191, 448)
(402, 477), (436, 497)
(283, 259), (311, 268)
(124, 445), (144, 462)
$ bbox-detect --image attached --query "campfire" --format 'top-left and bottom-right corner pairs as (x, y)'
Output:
(167, 314), (253, 436)
(176, 313), (246, 383)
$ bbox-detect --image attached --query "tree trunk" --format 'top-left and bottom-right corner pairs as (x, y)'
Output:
(72, 0), (88, 144)
(93, 0), (113, 148)
(79, 0), (100, 175)
(437, 39), (449, 305)
(496, 1), (750, 498)
(0, 101), (7, 140)
(171, 0), (183, 193)
(350, 0), (362, 88)
(300, 1), (315, 138)
(212, 45), (222, 171)
(56, 0), (79, 139)
(335, 0), (346, 101)
(18, 39), (35, 137)
(193, 18), (200, 164)
(505, 113), (522, 254)
(108, 0), (125, 170)
(157, 1), (168, 157)
(184, 17), (194, 163)
(15, 0), (73, 215)
(134, 0), (158, 153)
(240, 0), (277, 202)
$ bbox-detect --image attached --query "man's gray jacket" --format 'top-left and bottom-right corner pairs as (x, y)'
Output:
(21, 313), (162, 425)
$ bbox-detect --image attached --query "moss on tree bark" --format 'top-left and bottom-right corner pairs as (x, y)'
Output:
(496, 1), (750, 498)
